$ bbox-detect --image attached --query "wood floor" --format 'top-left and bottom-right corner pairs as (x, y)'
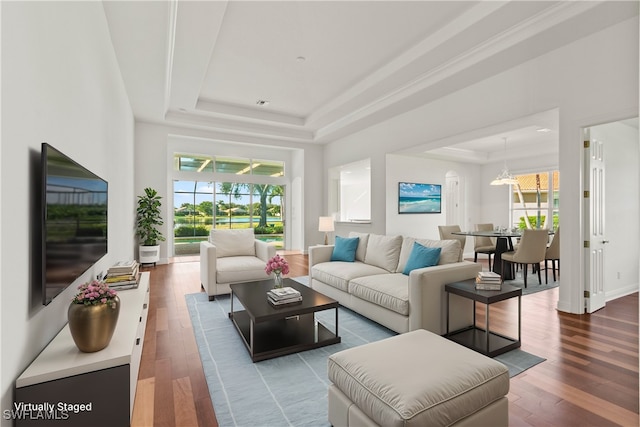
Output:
(131, 254), (638, 427)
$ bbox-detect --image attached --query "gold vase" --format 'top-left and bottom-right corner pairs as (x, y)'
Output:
(68, 296), (120, 353)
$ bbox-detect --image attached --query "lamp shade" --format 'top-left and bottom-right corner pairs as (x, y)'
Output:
(318, 216), (335, 232)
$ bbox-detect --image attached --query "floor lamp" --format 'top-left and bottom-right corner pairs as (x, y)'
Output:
(319, 216), (334, 245)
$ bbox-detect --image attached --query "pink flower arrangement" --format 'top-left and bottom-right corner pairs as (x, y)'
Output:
(265, 254), (290, 276)
(71, 280), (118, 309)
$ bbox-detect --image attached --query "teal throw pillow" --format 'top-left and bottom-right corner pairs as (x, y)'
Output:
(402, 242), (441, 275)
(331, 236), (360, 262)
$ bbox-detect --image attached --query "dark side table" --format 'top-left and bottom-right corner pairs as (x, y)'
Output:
(444, 279), (521, 357)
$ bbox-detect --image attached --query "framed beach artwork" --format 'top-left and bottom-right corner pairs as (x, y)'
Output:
(398, 182), (442, 214)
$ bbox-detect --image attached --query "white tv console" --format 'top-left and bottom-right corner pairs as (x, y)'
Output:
(15, 272), (150, 427)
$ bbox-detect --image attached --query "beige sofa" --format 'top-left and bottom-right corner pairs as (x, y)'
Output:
(309, 232), (481, 334)
(200, 229), (276, 300)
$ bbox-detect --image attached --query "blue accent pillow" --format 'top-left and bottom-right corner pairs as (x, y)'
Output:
(402, 242), (441, 275)
(331, 236), (360, 262)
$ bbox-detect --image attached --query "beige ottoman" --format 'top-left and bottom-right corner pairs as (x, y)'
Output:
(327, 329), (509, 427)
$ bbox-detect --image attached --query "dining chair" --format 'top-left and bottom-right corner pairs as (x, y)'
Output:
(438, 225), (465, 262)
(544, 227), (560, 284)
(501, 229), (549, 287)
(473, 223), (496, 270)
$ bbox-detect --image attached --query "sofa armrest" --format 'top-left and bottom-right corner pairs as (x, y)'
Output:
(200, 241), (217, 297)
(408, 261), (481, 335)
(255, 239), (276, 262)
(309, 245), (334, 267)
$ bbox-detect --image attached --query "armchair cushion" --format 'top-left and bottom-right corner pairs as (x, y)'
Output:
(210, 229), (255, 258)
(216, 256), (269, 284)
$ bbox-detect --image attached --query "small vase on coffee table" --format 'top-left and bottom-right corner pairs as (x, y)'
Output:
(273, 271), (284, 288)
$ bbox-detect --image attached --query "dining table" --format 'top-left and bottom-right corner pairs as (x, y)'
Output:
(452, 229), (523, 280)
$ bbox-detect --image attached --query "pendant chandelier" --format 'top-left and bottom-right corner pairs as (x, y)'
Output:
(490, 137), (518, 186)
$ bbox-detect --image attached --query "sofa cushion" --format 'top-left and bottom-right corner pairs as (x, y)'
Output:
(312, 261), (388, 293)
(402, 243), (441, 275)
(397, 237), (460, 272)
(364, 234), (403, 272)
(331, 236), (360, 262)
(216, 256), (268, 284)
(349, 274), (409, 315)
(348, 232), (369, 262)
(210, 229), (255, 258)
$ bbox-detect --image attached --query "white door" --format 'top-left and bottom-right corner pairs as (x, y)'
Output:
(584, 129), (607, 313)
(445, 172), (462, 226)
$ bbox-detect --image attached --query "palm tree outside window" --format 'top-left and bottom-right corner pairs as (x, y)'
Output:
(509, 171), (559, 230)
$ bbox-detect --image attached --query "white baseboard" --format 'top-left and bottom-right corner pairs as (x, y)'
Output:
(606, 283), (639, 302)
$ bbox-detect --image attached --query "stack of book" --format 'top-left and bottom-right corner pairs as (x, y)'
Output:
(267, 287), (302, 306)
(105, 260), (139, 290)
(475, 271), (503, 290)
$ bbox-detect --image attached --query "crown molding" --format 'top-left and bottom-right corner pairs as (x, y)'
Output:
(164, 110), (314, 143)
(196, 99), (305, 126)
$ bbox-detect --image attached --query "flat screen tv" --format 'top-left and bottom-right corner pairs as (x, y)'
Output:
(42, 143), (108, 305)
(398, 182), (441, 214)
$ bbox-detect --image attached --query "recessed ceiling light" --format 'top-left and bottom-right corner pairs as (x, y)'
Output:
(256, 100), (270, 107)
(296, 56), (306, 62)
(537, 128), (552, 133)
(178, 108), (187, 112)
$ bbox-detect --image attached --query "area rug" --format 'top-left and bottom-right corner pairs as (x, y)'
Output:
(502, 271), (559, 296)
(186, 283), (545, 427)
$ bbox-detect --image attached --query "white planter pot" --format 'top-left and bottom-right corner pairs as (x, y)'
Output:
(139, 245), (160, 265)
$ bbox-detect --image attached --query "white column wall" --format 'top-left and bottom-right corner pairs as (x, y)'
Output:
(1, 2), (135, 422)
(323, 17), (638, 314)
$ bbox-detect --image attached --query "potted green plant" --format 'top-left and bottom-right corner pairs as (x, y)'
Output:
(136, 187), (165, 265)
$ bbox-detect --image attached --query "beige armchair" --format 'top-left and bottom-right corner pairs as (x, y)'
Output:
(544, 227), (560, 284)
(200, 228), (276, 300)
(501, 229), (549, 287)
(473, 223), (496, 269)
(438, 225), (465, 261)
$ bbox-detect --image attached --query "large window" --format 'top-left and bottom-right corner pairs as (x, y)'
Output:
(174, 154), (284, 177)
(172, 180), (285, 255)
(174, 155), (214, 173)
(172, 154), (286, 255)
(510, 171), (559, 230)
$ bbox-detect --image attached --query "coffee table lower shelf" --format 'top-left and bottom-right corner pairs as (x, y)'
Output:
(230, 310), (340, 362)
(445, 326), (520, 357)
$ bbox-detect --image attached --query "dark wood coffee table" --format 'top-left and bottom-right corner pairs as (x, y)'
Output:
(229, 278), (340, 362)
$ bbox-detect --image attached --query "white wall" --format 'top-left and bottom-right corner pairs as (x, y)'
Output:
(592, 121), (640, 300)
(324, 16), (638, 314)
(0, 2), (134, 422)
(386, 154), (482, 257)
(134, 122), (325, 255)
